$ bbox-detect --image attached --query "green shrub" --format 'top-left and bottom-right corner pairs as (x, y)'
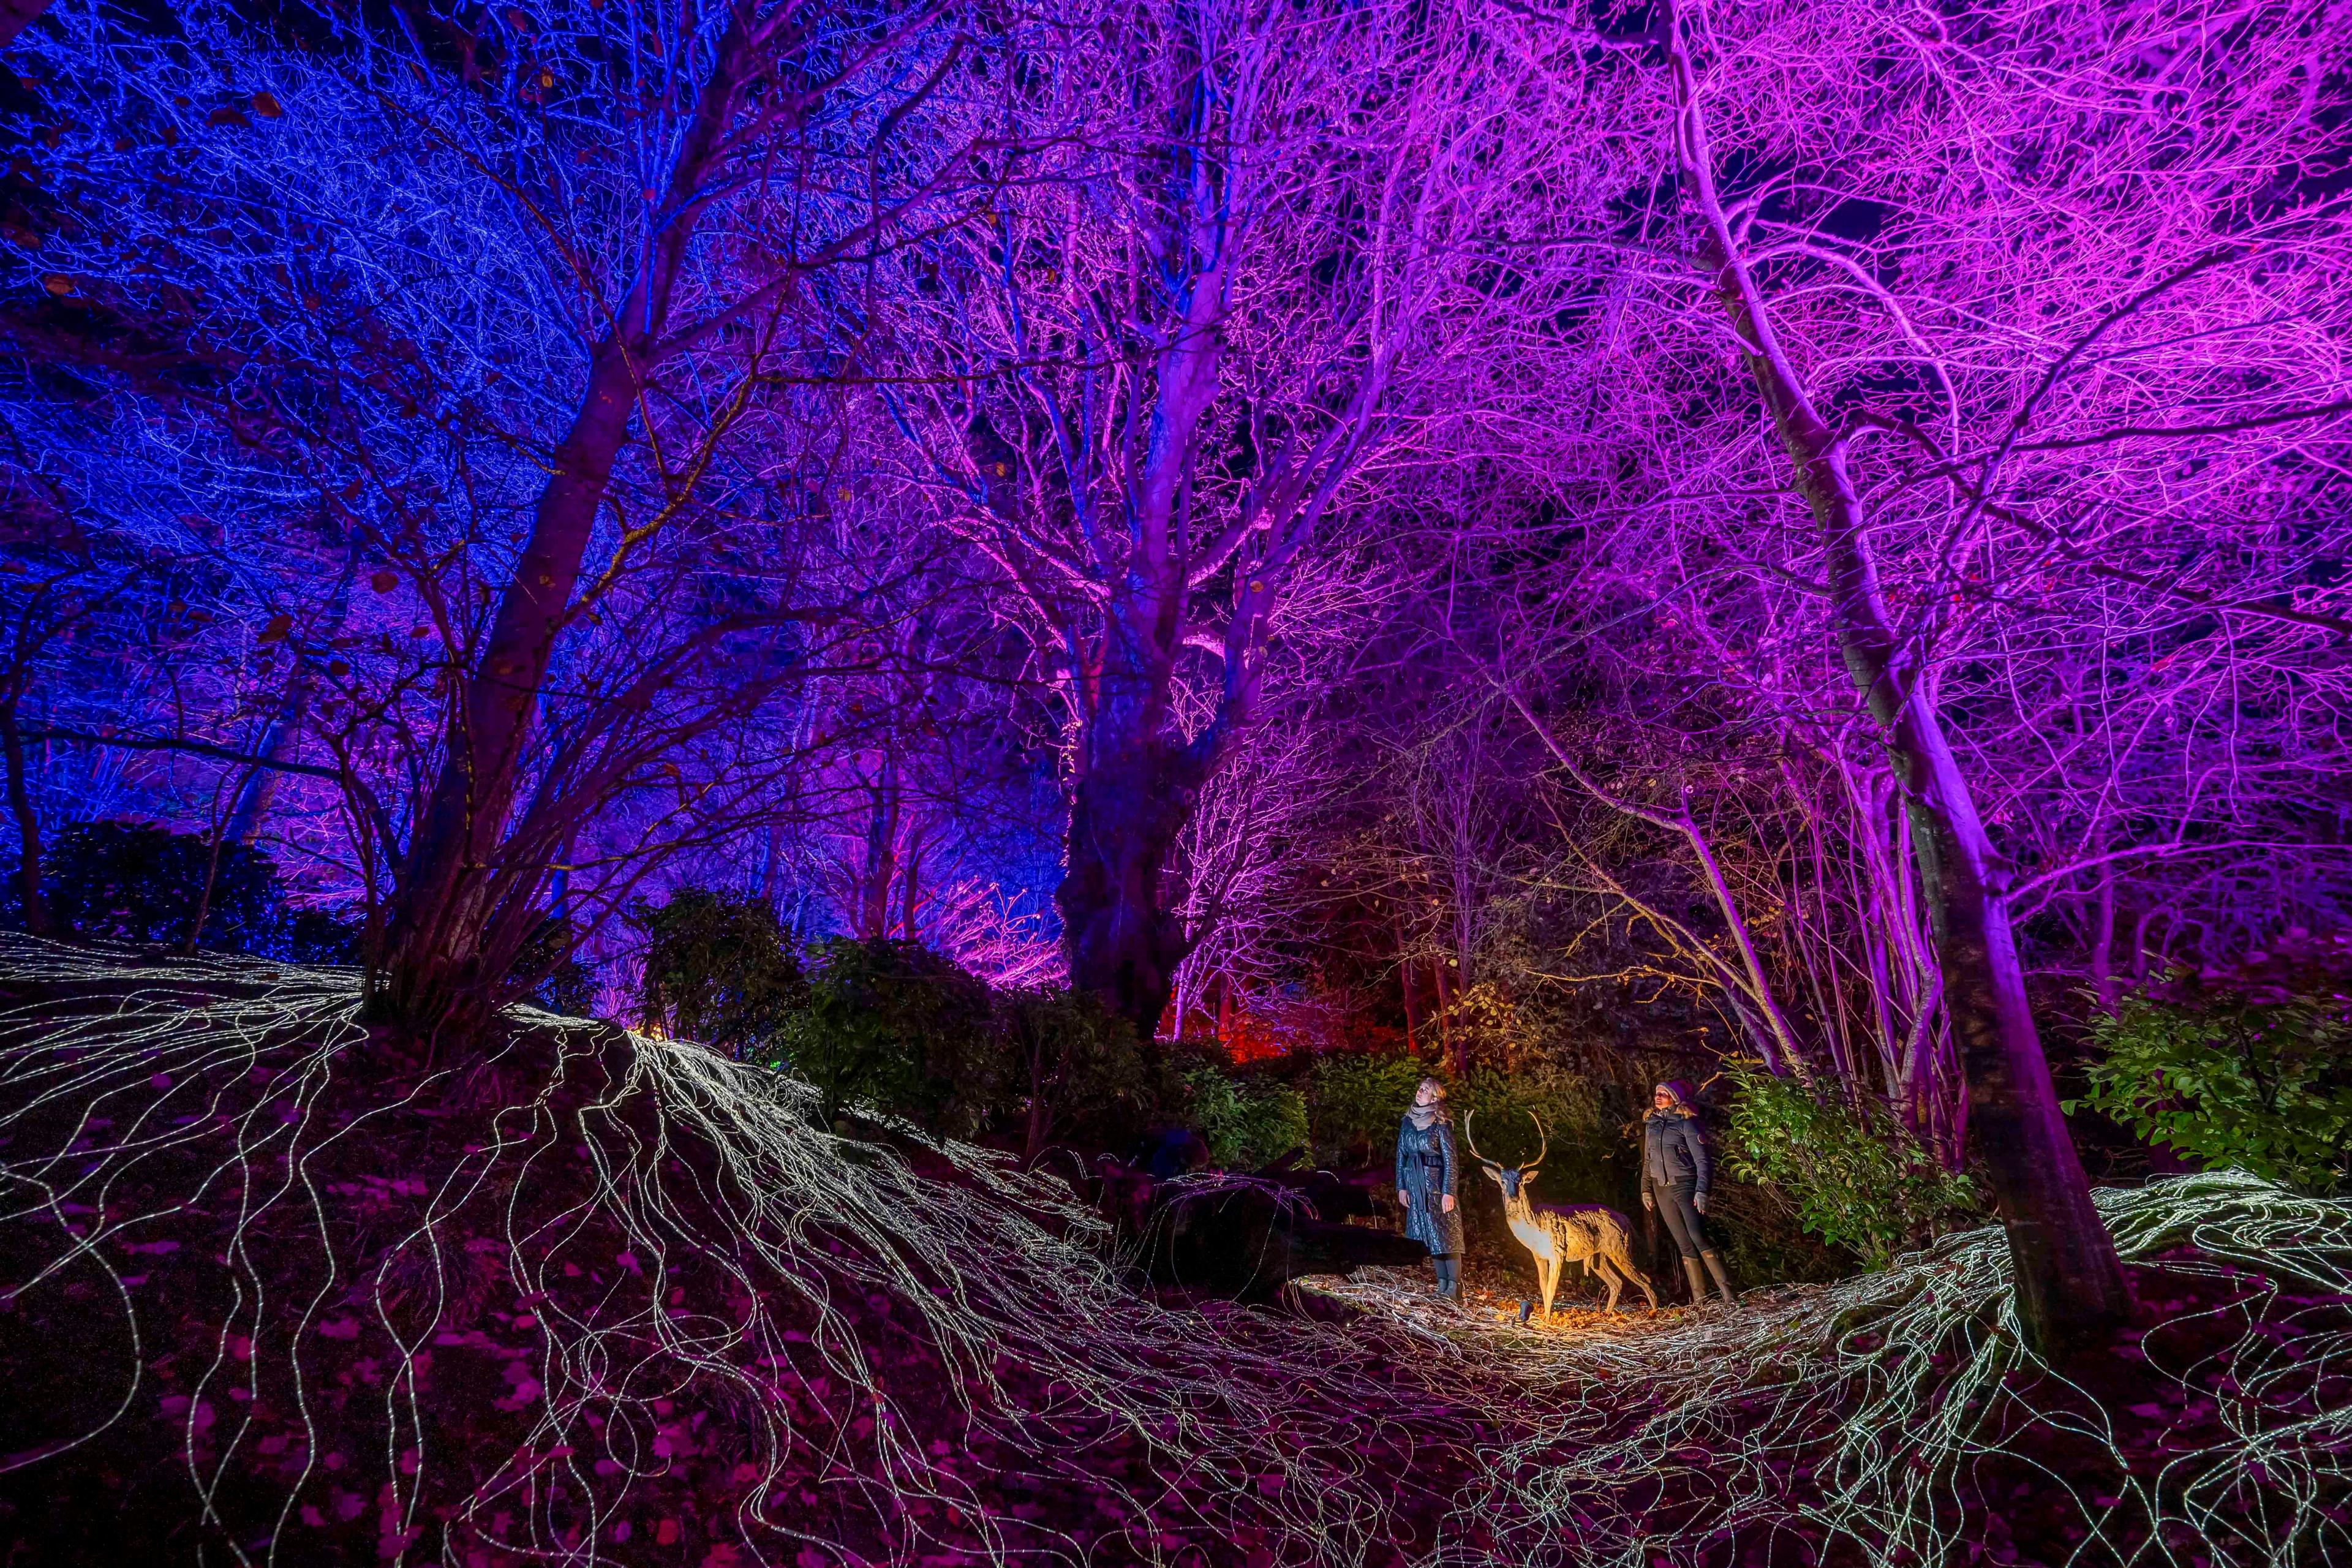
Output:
(2070, 990), (2352, 1194)
(630, 889), (805, 1055)
(1702, 1177), (1864, 1287)
(1303, 1053), (1604, 1173)
(1179, 1058), (1310, 1170)
(1304, 1053), (1429, 1167)
(767, 937), (1001, 1137)
(1722, 1060), (1983, 1269)
(1002, 987), (1162, 1163)
(1451, 1063), (1605, 1163)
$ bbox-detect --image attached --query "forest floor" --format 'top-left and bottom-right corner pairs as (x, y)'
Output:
(1308, 1248), (2352, 1566)
(1, 941), (2348, 1568)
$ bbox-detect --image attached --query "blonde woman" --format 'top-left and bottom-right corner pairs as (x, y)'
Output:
(1642, 1080), (1736, 1306)
(1394, 1077), (1464, 1297)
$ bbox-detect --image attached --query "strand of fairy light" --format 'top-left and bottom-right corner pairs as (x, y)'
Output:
(10, 936), (2345, 1567)
(1309, 1174), (2352, 1567)
(0, 938), (1510, 1567)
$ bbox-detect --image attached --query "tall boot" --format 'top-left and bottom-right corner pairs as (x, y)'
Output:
(1701, 1250), (1738, 1305)
(1681, 1256), (1709, 1309)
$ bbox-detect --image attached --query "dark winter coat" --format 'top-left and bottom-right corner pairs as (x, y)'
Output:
(1394, 1110), (1464, 1258)
(1643, 1108), (1711, 1199)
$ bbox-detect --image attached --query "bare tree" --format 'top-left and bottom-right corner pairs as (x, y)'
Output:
(7, 0), (1003, 1024)
(878, 0), (1558, 1030)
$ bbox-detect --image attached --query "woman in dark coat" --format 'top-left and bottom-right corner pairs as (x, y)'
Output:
(1395, 1077), (1464, 1297)
(1642, 1080), (1737, 1306)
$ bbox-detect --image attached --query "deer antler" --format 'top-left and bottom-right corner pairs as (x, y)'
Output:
(1524, 1110), (1548, 1174)
(1461, 1110), (1501, 1168)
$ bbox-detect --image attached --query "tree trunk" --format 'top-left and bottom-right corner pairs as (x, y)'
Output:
(899, 820), (925, 943)
(1058, 730), (1199, 1038)
(760, 823), (789, 908)
(1023, 1079), (1050, 1167)
(0, 706), (50, 937)
(1400, 948), (1422, 1054)
(1431, 957), (1455, 1074)
(1663, 0), (2131, 1355)
(2089, 820), (2120, 1014)
(225, 674), (308, 847)
(375, 18), (752, 1033)
(857, 751), (902, 940)
(378, 335), (643, 1029)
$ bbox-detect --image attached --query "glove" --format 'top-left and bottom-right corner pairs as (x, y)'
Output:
(1641, 1189), (1654, 1212)
(1693, 1193), (1709, 1215)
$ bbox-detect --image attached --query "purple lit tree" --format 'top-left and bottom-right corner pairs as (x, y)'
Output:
(1451, 0), (2352, 1350)
(874, 0), (1577, 1032)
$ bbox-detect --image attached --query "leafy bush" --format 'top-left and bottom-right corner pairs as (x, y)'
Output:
(1303, 1053), (1603, 1172)
(1304, 1052), (1429, 1167)
(1431, 981), (1545, 1072)
(1722, 1060), (1983, 1269)
(1001, 987), (1162, 1163)
(1451, 1063), (1605, 1164)
(767, 937), (1001, 1137)
(2071, 987), (2352, 1194)
(630, 889), (804, 1054)
(1178, 1058), (1310, 1170)
(13, 821), (360, 961)
(1702, 1177), (1862, 1287)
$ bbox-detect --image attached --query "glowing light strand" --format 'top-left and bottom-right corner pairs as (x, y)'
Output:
(6, 937), (2346, 1566)
(1313, 1175), (2352, 1567)
(0, 938), (1497, 1566)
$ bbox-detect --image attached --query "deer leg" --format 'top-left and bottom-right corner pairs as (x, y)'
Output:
(1540, 1253), (1559, 1320)
(1594, 1254), (1622, 1313)
(1621, 1249), (1659, 1313)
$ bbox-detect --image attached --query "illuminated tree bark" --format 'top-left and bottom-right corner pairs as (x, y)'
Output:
(380, 315), (687, 1023)
(1660, 0), (2132, 1352)
(373, 7), (920, 1028)
(889, 0), (1521, 1033)
(1062, 721), (1204, 1034)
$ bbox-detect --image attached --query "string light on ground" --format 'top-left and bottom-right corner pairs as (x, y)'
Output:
(0, 938), (1499, 1566)
(1311, 1176), (2352, 1567)
(5, 937), (2348, 1567)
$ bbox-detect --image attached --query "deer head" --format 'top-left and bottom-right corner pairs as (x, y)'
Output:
(1464, 1110), (1548, 1205)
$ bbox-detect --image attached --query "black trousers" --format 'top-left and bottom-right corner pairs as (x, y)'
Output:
(1653, 1179), (1710, 1259)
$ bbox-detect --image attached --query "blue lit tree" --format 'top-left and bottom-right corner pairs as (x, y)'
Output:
(3, 0), (1006, 1022)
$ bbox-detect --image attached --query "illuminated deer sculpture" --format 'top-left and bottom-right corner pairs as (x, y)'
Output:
(1466, 1111), (1657, 1318)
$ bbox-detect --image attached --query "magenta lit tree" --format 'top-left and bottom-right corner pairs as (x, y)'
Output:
(1457, 0), (2352, 1350)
